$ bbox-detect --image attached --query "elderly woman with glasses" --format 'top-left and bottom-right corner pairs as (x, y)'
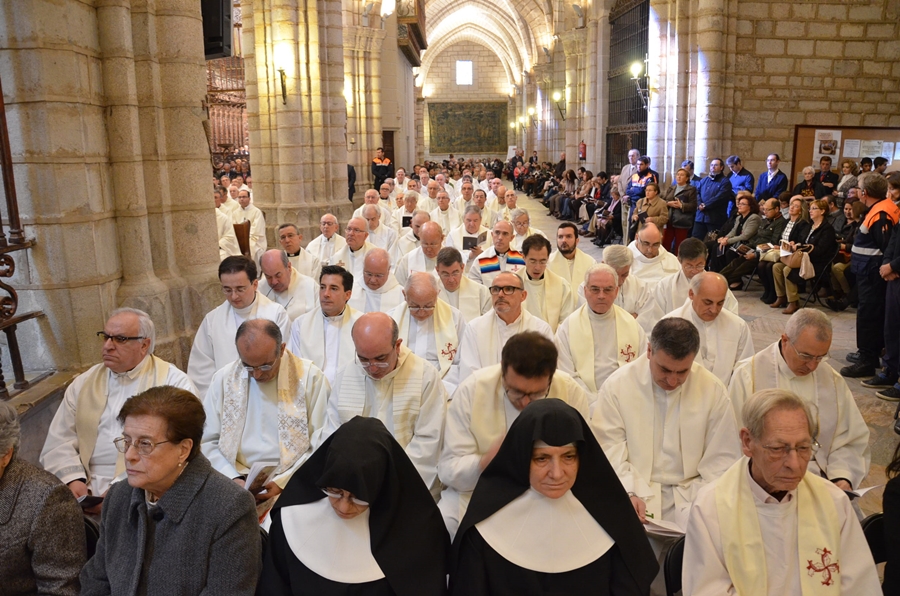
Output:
(80, 386), (261, 596)
(0, 401), (85, 595)
(259, 416), (449, 595)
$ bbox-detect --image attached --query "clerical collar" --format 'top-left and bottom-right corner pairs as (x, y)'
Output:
(526, 273), (544, 282)
(286, 250), (302, 257)
(495, 310), (522, 327)
(323, 308), (345, 322)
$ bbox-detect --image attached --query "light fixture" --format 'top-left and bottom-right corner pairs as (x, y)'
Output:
(510, 121), (517, 129)
(631, 61), (649, 110)
(528, 106), (539, 128)
(572, 3), (585, 28)
(278, 68), (287, 105)
(552, 91), (566, 121)
(362, 2), (375, 26)
(542, 46), (551, 60)
(380, 0), (395, 17)
(518, 116), (527, 131)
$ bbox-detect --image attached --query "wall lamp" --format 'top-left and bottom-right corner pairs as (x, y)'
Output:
(572, 4), (585, 28)
(552, 91), (566, 121)
(528, 106), (539, 129)
(518, 116), (527, 131)
(362, 2), (375, 26)
(278, 68), (287, 105)
(630, 62), (649, 110)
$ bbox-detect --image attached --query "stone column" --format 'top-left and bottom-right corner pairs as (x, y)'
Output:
(560, 28), (589, 170)
(244, 0), (352, 242)
(343, 25), (387, 193)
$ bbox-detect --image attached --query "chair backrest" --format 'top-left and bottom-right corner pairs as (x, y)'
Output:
(233, 220), (251, 256)
(259, 525), (269, 564)
(84, 515), (101, 560)
(664, 535), (686, 596)
(861, 512), (886, 564)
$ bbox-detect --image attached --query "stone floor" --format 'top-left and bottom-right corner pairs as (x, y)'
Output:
(519, 191), (896, 515)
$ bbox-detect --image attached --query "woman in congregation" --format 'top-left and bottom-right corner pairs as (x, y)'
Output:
(709, 192), (762, 272)
(832, 159), (859, 202)
(828, 200), (865, 306)
(792, 165), (828, 200)
(632, 183), (668, 239)
(769, 198), (837, 315)
(548, 169), (578, 218)
(0, 401), (85, 595)
(661, 167), (698, 253)
(258, 416), (449, 596)
(450, 399), (658, 595)
(758, 196), (810, 304)
(80, 386), (261, 596)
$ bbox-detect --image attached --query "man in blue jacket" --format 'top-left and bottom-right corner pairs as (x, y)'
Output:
(755, 153), (788, 201)
(725, 155), (755, 194)
(691, 158), (734, 240)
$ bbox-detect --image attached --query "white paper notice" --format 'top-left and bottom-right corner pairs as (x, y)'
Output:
(813, 130), (841, 164)
(894, 144), (900, 161)
(842, 139), (861, 159)
(882, 142), (895, 166)
(860, 140), (884, 159)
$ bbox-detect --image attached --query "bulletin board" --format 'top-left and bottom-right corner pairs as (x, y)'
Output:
(791, 125), (900, 183)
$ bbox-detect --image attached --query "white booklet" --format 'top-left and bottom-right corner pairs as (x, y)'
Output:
(844, 485), (882, 500)
(644, 518), (685, 538)
(245, 461), (278, 494)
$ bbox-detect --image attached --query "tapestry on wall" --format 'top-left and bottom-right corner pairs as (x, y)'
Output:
(428, 102), (508, 154)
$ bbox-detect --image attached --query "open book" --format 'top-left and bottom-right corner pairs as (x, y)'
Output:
(245, 461), (278, 494)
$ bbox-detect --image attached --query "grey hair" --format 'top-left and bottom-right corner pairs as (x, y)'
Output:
(509, 208), (528, 222)
(584, 263), (619, 287)
(405, 271), (440, 295)
(463, 204), (482, 217)
(403, 190), (419, 202)
(742, 388), (818, 440)
(0, 401), (20, 454)
(784, 308), (832, 343)
(277, 250), (290, 269)
(602, 244), (634, 269)
(361, 204), (380, 217)
(689, 271), (727, 294)
(802, 166), (815, 176)
(650, 318), (700, 359)
(110, 307), (156, 353)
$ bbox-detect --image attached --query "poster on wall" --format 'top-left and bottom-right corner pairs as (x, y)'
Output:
(842, 139), (861, 159)
(883, 142), (895, 166)
(860, 140), (884, 160)
(813, 130), (841, 165)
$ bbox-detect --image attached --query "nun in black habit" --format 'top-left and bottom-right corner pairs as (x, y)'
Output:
(449, 399), (659, 595)
(258, 416), (449, 596)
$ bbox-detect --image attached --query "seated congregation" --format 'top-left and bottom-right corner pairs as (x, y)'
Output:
(10, 152), (900, 596)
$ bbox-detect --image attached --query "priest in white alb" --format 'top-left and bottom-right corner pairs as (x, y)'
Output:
(41, 308), (195, 509)
(556, 263), (646, 398)
(516, 234), (576, 332)
(352, 188), (393, 224)
(683, 388), (881, 595)
(473, 189), (500, 229)
(496, 188), (518, 222)
(429, 190), (461, 234)
(468, 221), (526, 286)
(201, 319), (330, 506)
(547, 222), (596, 286)
(458, 271), (554, 380)
(509, 208), (547, 252)
(305, 214), (346, 266)
(438, 331), (591, 538)
(288, 265), (362, 385)
(323, 312), (448, 496)
(598, 244), (664, 333)
(654, 237), (738, 316)
(277, 223), (321, 280)
(188, 256), (291, 398)
(215, 189), (241, 261)
(237, 188), (267, 262)
(435, 247), (492, 322)
(360, 204), (397, 251)
(390, 190), (422, 232)
(628, 222), (680, 283)
(258, 250), (319, 321)
(453, 179), (475, 213)
(446, 205), (490, 271)
(389, 272), (466, 392)
(329, 217), (374, 278)
(662, 272), (753, 385)
(346, 248), (405, 313)
(727, 308), (870, 492)
(390, 211), (429, 263)
(394, 221), (443, 286)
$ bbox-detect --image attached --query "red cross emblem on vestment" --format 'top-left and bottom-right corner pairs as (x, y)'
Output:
(806, 547), (840, 586)
(441, 343), (457, 361)
(620, 344), (636, 362)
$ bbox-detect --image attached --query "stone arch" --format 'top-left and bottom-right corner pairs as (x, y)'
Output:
(419, 28), (519, 90)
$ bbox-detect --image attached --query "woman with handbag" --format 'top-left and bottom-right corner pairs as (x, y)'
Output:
(709, 192), (762, 272)
(661, 168), (698, 253)
(549, 170), (578, 218)
(770, 199), (837, 314)
(630, 183), (668, 238)
(758, 197), (810, 304)
(829, 200), (865, 303)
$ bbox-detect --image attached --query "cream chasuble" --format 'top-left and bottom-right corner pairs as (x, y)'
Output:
(394, 247), (437, 287)
(577, 274), (664, 334)
(287, 248), (321, 281)
(288, 306), (363, 386)
(306, 233), (346, 266)
(654, 270), (740, 315)
(430, 206), (461, 234)
(457, 309), (554, 380)
(439, 276), (492, 323)
(390, 300), (464, 381)
(366, 223), (398, 251)
(516, 268), (576, 332)
(330, 241), (374, 278)
(348, 275), (404, 314)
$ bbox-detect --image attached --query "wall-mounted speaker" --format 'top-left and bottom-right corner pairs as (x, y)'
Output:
(202, 0), (232, 60)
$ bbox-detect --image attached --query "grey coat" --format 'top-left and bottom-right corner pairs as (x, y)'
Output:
(0, 455), (86, 596)
(80, 453), (261, 596)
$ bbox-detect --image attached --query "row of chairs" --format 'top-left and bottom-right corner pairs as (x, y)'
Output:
(741, 245), (841, 309)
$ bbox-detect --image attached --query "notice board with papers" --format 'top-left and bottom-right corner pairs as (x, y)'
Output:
(791, 125), (900, 184)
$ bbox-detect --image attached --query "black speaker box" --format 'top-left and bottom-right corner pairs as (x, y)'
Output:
(202, 0), (232, 60)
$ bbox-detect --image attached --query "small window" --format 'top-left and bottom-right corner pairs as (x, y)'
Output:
(456, 60), (473, 86)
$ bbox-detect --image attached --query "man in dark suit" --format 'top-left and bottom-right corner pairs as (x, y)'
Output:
(755, 153), (788, 201)
(816, 156), (839, 192)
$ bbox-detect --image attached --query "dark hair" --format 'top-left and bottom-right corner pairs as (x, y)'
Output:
(874, 157), (888, 168)
(117, 386), (206, 460)
(777, 191), (793, 205)
(710, 157), (724, 167)
(887, 172), (900, 190)
(769, 153), (781, 161)
(638, 156), (651, 165)
(501, 332), (557, 379)
(645, 183), (660, 194)
(583, 170), (593, 179)
(677, 237), (708, 261)
(277, 223), (300, 234)
(725, 155), (741, 166)
(319, 265), (354, 291)
(862, 174), (888, 200)
(860, 157), (873, 166)
(736, 194), (760, 215)
(376, 146), (384, 151)
(436, 247), (463, 267)
(649, 318), (700, 360)
(522, 234), (552, 257)
(219, 255), (257, 281)
(557, 221), (579, 236)
(681, 160), (694, 170)
(598, 171), (609, 180)
(819, 156), (832, 165)
(235, 318), (282, 348)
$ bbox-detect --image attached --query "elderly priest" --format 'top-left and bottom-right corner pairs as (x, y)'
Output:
(435, 247), (492, 323)
(346, 248), (405, 314)
(653, 237), (739, 316)
(258, 250), (319, 321)
(683, 389), (881, 595)
(627, 222), (680, 284)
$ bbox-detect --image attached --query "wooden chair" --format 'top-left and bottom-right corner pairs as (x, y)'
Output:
(665, 535), (686, 596)
(233, 220), (251, 257)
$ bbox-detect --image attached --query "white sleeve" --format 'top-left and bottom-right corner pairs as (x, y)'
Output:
(40, 375), (89, 485)
(404, 368), (448, 492)
(591, 383), (652, 497)
(437, 382), (483, 492)
(478, 286), (493, 315)
(835, 487), (883, 592)
(286, 317), (304, 358)
(824, 374), (871, 488)
(682, 487), (738, 596)
(394, 255), (410, 286)
(467, 260), (484, 284)
(555, 320), (591, 393)
(457, 324), (482, 381)
(187, 316), (217, 401)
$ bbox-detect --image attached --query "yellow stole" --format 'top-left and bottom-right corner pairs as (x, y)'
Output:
(393, 300), (458, 379)
(568, 304), (641, 392)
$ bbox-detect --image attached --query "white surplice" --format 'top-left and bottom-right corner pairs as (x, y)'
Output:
(627, 241), (681, 284)
(40, 355), (196, 495)
(390, 207), (420, 233)
(390, 228), (420, 264)
(287, 306), (363, 386)
(727, 342), (871, 489)
(654, 270), (739, 316)
(547, 248), (596, 287)
(517, 268), (576, 332)
(240, 204), (268, 262)
(446, 224), (490, 269)
(306, 233), (346, 266)
(216, 208), (241, 261)
(394, 247), (437, 287)
(258, 266), (319, 321)
(510, 227), (547, 252)
(220, 196), (243, 224)
(348, 275), (405, 314)
(457, 309), (554, 380)
(439, 276), (492, 323)
(329, 241), (374, 279)
(188, 294), (291, 399)
(663, 301), (754, 384)
(429, 205), (461, 234)
(576, 274), (664, 334)
(389, 301), (466, 391)
(286, 248), (321, 281)
(352, 203), (393, 224)
(365, 222), (398, 251)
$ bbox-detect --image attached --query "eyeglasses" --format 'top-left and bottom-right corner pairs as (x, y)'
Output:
(408, 305), (435, 313)
(761, 440), (820, 461)
(682, 263), (705, 273)
(114, 436), (171, 456)
(322, 488), (369, 506)
(355, 353), (394, 369)
(489, 285), (523, 295)
(242, 359), (278, 373)
(788, 339), (829, 363)
(222, 285), (252, 295)
(638, 239), (662, 249)
(503, 383), (551, 406)
(97, 332), (146, 344)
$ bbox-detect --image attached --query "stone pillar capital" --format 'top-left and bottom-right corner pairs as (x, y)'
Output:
(559, 29), (588, 57)
(344, 26), (387, 53)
